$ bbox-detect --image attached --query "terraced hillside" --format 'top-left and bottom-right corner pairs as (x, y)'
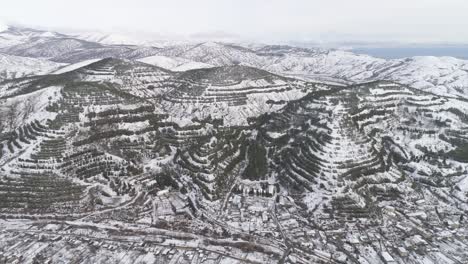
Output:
(256, 81), (468, 213)
(172, 80), (468, 219)
(155, 80), (468, 263)
(1, 59), (468, 263)
(161, 65), (318, 125)
(0, 60), (315, 209)
(251, 82), (468, 262)
(2, 25), (468, 263)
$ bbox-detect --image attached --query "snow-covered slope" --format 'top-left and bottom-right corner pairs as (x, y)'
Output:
(157, 42), (267, 67)
(157, 44), (468, 99)
(0, 21), (7, 32)
(0, 25), (67, 49)
(0, 27), (162, 63)
(51, 59), (101, 74)
(373, 56), (468, 98)
(1, 37), (102, 59)
(262, 50), (468, 98)
(0, 53), (65, 82)
(137, 55), (212, 71)
(134, 43), (468, 98)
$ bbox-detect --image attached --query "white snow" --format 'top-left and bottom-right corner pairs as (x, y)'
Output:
(0, 85), (61, 130)
(68, 30), (179, 47)
(52, 59), (101, 74)
(0, 53), (65, 81)
(138, 55), (212, 71)
(0, 21), (8, 32)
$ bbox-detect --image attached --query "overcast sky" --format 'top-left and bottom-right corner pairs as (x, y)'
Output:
(1, 0), (467, 43)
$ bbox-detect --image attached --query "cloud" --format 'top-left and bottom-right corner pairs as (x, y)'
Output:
(189, 31), (241, 41)
(0, 0), (467, 43)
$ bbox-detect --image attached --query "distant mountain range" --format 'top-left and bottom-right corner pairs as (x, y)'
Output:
(1, 25), (468, 98)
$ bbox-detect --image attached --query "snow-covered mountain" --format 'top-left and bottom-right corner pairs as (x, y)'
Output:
(1, 25), (468, 264)
(2, 36), (101, 59)
(2, 25), (467, 100)
(0, 26), (163, 63)
(263, 49), (468, 98)
(157, 42), (268, 67)
(153, 43), (468, 99)
(0, 25), (67, 48)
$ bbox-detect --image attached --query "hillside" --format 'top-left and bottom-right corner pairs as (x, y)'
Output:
(0, 53), (64, 82)
(0, 25), (468, 264)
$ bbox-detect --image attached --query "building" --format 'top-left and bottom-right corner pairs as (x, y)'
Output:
(397, 247), (409, 257)
(380, 251), (397, 264)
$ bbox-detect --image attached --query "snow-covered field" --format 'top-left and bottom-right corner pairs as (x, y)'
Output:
(0, 53), (64, 81)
